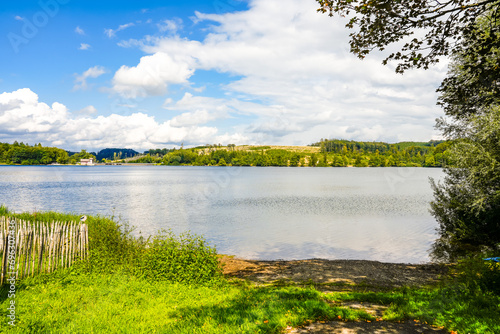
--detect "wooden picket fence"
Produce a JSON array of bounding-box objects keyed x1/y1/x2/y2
[{"x1": 0, "y1": 217, "x2": 88, "y2": 284}]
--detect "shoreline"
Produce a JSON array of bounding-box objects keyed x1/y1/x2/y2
[
  {"x1": 219, "y1": 256, "x2": 448, "y2": 290},
  {"x1": 1, "y1": 163, "x2": 444, "y2": 168}
]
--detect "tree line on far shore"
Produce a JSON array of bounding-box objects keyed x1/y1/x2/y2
[
  {"x1": 0, "y1": 139, "x2": 451, "y2": 167},
  {"x1": 0, "y1": 142, "x2": 147, "y2": 165},
  {"x1": 131, "y1": 139, "x2": 451, "y2": 167},
  {"x1": 0, "y1": 141, "x2": 95, "y2": 165}
]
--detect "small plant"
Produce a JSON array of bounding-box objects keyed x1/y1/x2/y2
[{"x1": 140, "y1": 229, "x2": 223, "y2": 284}]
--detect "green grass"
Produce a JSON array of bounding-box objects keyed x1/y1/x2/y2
[
  {"x1": 1, "y1": 207, "x2": 499, "y2": 333},
  {"x1": 0, "y1": 270, "x2": 374, "y2": 333}
]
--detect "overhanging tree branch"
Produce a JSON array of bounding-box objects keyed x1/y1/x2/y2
[{"x1": 317, "y1": 0, "x2": 500, "y2": 72}]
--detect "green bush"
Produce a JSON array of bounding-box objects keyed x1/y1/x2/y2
[
  {"x1": 140, "y1": 229, "x2": 222, "y2": 284},
  {"x1": 83, "y1": 215, "x2": 144, "y2": 274},
  {"x1": 453, "y1": 256, "x2": 500, "y2": 296}
]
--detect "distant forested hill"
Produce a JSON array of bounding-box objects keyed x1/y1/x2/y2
[
  {"x1": 96, "y1": 148, "x2": 139, "y2": 161},
  {"x1": 308, "y1": 139, "x2": 450, "y2": 167},
  {"x1": 310, "y1": 139, "x2": 446, "y2": 154}
]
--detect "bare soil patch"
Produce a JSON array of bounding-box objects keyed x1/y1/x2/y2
[
  {"x1": 219, "y1": 257, "x2": 447, "y2": 291},
  {"x1": 287, "y1": 320, "x2": 449, "y2": 333}
]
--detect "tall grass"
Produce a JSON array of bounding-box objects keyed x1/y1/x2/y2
[{"x1": 0, "y1": 206, "x2": 223, "y2": 284}]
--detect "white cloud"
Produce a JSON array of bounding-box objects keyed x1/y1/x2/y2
[
  {"x1": 75, "y1": 26, "x2": 85, "y2": 35},
  {"x1": 170, "y1": 109, "x2": 222, "y2": 127},
  {"x1": 77, "y1": 105, "x2": 97, "y2": 115},
  {"x1": 74, "y1": 66, "x2": 107, "y2": 91},
  {"x1": 111, "y1": 52, "x2": 194, "y2": 98},
  {"x1": 158, "y1": 18, "x2": 183, "y2": 33},
  {"x1": 104, "y1": 23, "x2": 135, "y2": 38},
  {"x1": 117, "y1": 103, "x2": 137, "y2": 109},
  {"x1": 79, "y1": 43, "x2": 91, "y2": 50},
  {"x1": 14, "y1": 15, "x2": 23, "y2": 21},
  {"x1": 0, "y1": 88, "x2": 218, "y2": 151},
  {"x1": 0, "y1": 88, "x2": 69, "y2": 135},
  {"x1": 117, "y1": 0, "x2": 446, "y2": 144}
]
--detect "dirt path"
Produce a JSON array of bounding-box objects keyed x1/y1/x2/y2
[{"x1": 219, "y1": 257, "x2": 451, "y2": 333}]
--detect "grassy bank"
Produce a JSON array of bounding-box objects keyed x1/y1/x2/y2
[{"x1": 1, "y1": 208, "x2": 499, "y2": 333}]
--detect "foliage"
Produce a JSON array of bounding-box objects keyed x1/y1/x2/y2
[
  {"x1": 95, "y1": 148, "x2": 139, "y2": 161},
  {"x1": 248, "y1": 146, "x2": 272, "y2": 150},
  {"x1": 67, "y1": 149, "x2": 96, "y2": 164},
  {"x1": 127, "y1": 154, "x2": 162, "y2": 163},
  {"x1": 451, "y1": 256, "x2": 500, "y2": 297},
  {"x1": 430, "y1": 107, "x2": 500, "y2": 260},
  {"x1": 0, "y1": 142, "x2": 69, "y2": 165},
  {"x1": 437, "y1": 12, "x2": 500, "y2": 121},
  {"x1": 429, "y1": 11, "x2": 500, "y2": 261},
  {"x1": 145, "y1": 147, "x2": 173, "y2": 156},
  {"x1": 313, "y1": 139, "x2": 450, "y2": 167},
  {"x1": 317, "y1": 0, "x2": 500, "y2": 73},
  {"x1": 153, "y1": 140, "x2": 449, "y2": 167},
  {"x1": 139, "y1": 230, "x2": 223, "y2": 284}
]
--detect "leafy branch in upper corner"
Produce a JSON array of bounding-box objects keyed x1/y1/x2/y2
[{"x1": 317, "y1": 0, "x2": 500, "y2": 73}]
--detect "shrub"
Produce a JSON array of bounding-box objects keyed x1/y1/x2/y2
[
  {"x1": 453, "y1": 256, "x2": 500, "y2": 296},
  {"x1": 140, "y1": 229, "x2": 222, "y2": 284}
]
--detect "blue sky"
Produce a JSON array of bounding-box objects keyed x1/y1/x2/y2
[{"x1": 0, "y1": 0, "x2": 447, "y2": 152}]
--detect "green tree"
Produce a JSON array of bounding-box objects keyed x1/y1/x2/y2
[
  {"x1": 289, "y1": 153, "x2": 300, "y2": 167},
  {"x1": 428, "y1": 14, "x2": 500, "y2": 260},
  {"x1": 430, "y1": 107, "x2": 500, "y2": 260},
  {"x1": 437, "y1": 13, "x2": 500, "y2": 122},
  {"x1": 331, "y1": 154, "x2": 343, "y2": 167},
  {"x1": 218, "y1": 158, "x2": 227, "y2": 166},
  {"x1": 308, "y1": 154, "x2": 318, "y2": 167}
]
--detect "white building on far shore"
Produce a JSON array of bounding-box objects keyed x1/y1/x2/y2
[{"x1": 80, "y1": 158, "x2": 94, "y2": 166}]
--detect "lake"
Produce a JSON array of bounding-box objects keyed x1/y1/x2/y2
[{"x1": 0, "y1": 166, "x2": 444, "y2": 263}]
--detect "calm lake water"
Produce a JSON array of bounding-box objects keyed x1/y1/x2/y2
[{"x1": 0, "y1": 166, "x2": 444, "y2": 263}]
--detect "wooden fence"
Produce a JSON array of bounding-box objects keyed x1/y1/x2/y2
[{"x1": 0, "y1": 217, "x2": 88, "y2": 284}]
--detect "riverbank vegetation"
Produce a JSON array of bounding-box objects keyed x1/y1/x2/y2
[
  {"x1": 129, "y1": 139, "x2": 450, "y2": 167},
  {"x1": 0, "y1": 139, "x2": 451, "y2": 167},
  {"x1": 428, "y1": 13, "x2": 500, "y2": 262},
  {"x1": 1, "y1": 208, "x2": 498, "y2": 333}
]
